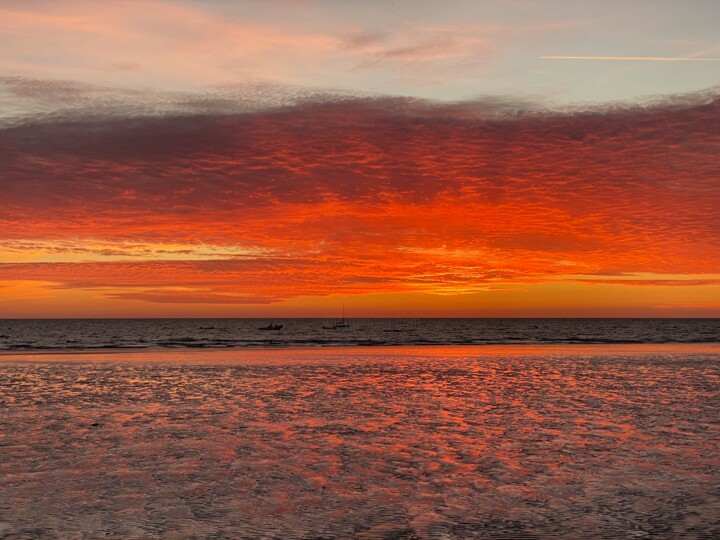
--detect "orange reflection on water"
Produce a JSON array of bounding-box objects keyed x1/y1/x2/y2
[{"x1": 0, "y1": 344, "x2": 718, "y2": 538}]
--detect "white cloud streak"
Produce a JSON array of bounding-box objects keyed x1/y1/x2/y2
[{"x1": 541, "y1": 56, "x2": 720, "y2": 62}]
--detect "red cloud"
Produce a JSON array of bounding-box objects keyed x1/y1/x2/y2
[{"x1": 1, "y1": 82, "x2": 719, "y2": 305}]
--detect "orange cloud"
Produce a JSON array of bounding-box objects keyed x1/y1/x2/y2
[{"x1": 1, "y1": 81, "x2": 719, "y2": 314}]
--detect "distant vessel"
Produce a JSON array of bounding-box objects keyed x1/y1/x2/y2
[
  {"x1": 259, "y1": 323, "x2": 283, "y2": 331},
  {"x1": 322, "y1": 305, "x2": 350, "y2": 330}
]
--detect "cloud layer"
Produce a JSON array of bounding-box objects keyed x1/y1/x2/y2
[
  {"x1": 1, "y1": 79, "x2": 719, "y2": 309},
  {"x1": 0, "y1": 1, "x2": 512, "y2": 99}
]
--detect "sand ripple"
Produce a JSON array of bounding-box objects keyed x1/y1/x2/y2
[{"x1": 1, "y1": 347, "x2": 718, "y2": 539}]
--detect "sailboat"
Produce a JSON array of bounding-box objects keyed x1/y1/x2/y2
[{"x1": 322, "y1": 305, "x2": 350, "y2": 329}]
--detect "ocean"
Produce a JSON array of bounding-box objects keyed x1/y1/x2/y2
[{"x1": 1, "y1": 318, "x2": 719, "y2": 351}]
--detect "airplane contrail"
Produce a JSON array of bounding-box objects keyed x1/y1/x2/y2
[{"x1": 541, "y1": 56, "x2": 720, "y2": 62}]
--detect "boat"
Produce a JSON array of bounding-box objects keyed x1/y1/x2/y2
[
  {"x1": 258, "y1": 323, "x2": 283, "y2": 331},
  {"x1": 322, "y1": 305, "x2": 350, "y2": 329}
]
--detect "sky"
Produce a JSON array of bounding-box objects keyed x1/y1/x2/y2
[{"x1": 0, "y1": 0, "x2": 719, "y2": 317}]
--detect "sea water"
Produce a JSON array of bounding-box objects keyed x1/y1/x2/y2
[{"x1": 0, "y1": 318, "x2": 718, "y2": 351}]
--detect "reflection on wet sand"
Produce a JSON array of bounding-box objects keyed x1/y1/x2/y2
[{"x1": 1, "y1": 346, "x2": 718, "y2": 539}]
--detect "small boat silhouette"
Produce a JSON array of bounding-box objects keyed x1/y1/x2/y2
[
  {"x1": 259, "y1": 324, "x2": 283, "y2": 331},
  {"x1": 322, "y1": 305, "x2": 350, "y2": 329}
]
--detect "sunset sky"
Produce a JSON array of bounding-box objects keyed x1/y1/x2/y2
[{"x1": 1, "y1": 0, "x2": 719, "y2": 317}]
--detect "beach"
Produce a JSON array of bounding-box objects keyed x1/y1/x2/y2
[{"x1": 1, "y1": 344, "x2": 719, "y2": 539}]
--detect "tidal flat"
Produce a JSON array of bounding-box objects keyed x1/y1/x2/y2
[{"x1": 1, "y1": 345, "x2": 719, "y2": 539}]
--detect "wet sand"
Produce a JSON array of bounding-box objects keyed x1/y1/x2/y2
[{"x1": 1, "y1": 345, "x2": 719, "y2": 539}]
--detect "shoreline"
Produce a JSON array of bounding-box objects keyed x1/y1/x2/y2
[{"x1": 2, "y1": 342, "x2": 720, "y2": 363}]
